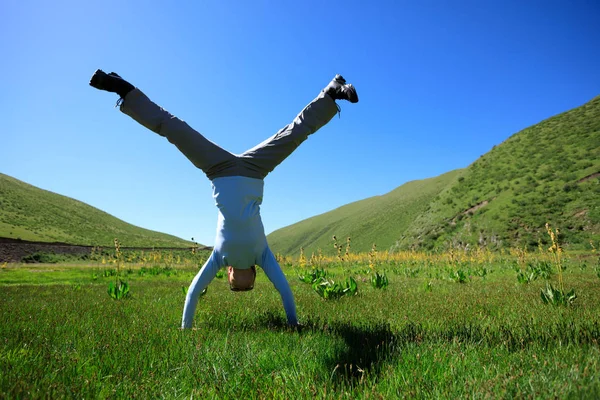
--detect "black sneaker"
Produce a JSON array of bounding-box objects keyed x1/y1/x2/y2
[
  {"x1": 323, "y1": 74, "x2": 359, "y2": 103},
  {"x1": 89, "y1": 69, "x2": 134, "y2": 97}
]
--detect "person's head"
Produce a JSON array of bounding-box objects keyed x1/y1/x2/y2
[{"x1": 227, "y1": 265, "x2": 256, "y2": 291}]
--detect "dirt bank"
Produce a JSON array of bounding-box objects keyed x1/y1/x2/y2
[{"x1": 0, "y1": 237, "x2": 212, "y2": 263}]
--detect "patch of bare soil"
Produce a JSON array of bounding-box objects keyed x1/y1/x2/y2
[
  {"x1": 463, "y1": 200, "x2": 489, "y2": 215},
  {"x1": 574, "y1": 209, "x2": 588, "y2": 218},
  {"x1": 449, "y1": 199, "x2": 493, "y2": 225},
  {"x1": 0, "y1": 237, "x2": 211, "y2": 263},
  {"x1": 577, "y1": 172, "x2": 600, "y2": 183}
]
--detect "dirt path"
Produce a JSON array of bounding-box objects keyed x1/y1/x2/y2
[
  {"x1": 0, "y1": 237, "x2": 211, "y2": 263},
  {"x1": 577, "y1": 171, "x2": 600, "y2": 183}
]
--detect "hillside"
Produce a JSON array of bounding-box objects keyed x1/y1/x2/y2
[
  {"x1": 0, "y1": 173, "x2": 196, "y2": 247},
  {"x1": 268, "y1": 96, "x2": 600, "y2": 255},
  {"x1": 267, "y1": 170, "x2": 461, "y2": 256},
  {"x1": 397, "y1": 95, "x2": 600, "y2": 251}
]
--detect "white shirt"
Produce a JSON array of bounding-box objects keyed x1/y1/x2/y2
[
  {"x1": 182, "y1": 176, "x2": 297, "y2": 326},
  {"x1": 212, "y1": 176, "x2": 269, "y2": 268}
]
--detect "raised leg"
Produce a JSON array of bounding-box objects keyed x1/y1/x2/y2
[
  {"x1": 120, "y1": 89, "x2": 238, "y2": 179},
  {"x1": 238, "y1": 92, "x2": 339, "y2": 179}
]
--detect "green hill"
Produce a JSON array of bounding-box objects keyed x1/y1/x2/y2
[
  {"x1": 268, "y1": 170, "x2": 462, "y2": 256},
  {"x1": 269, "y1": 96, "x2": 600, "y2": 255},
  {"x1": 0, "y1": 173, "x2": 196, "y2": 247}
]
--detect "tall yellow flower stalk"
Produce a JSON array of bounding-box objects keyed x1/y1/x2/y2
[
  {"x1": 510, "y1": 247, "x2": 528, "y2": 271},
  {"x1": 332, "y1": 236, "x2": 343, "y2": 261},
  {"x1": 298, "y1": 247, "x2": 306, "y2": 268},
  {"x1": 113, "y1": 238, "x2": 122, "y2": 271},
  {"x1": 344, "y1": 237, "x2": 352, "y2": 260},
  {"x1": 545, "y1": 223, "x2": 564, "y2": 292},
  {"x1": 368, "y1": 243, "x2": 378, "y2": 271}
]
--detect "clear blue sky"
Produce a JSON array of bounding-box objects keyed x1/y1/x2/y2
[{"x1": 1, "y1": 0, "x2": 599, "y2": 246}]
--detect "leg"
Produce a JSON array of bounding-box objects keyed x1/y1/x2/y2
[
  {"x1": 238, "y1": 92, "x2": 338, "y2": 179},
  {"x1": 238, "y1": 74, "x2": 358, "y2": 179},
  {"x1": 120, "y1": 89, "x2": 238, "y2": 179},
  {"x1": 89, "y1": 69, "x2": 237, "y2": 179},
  {"x1": 182, "y1": 251, "x2": 222, "y2": 328}
]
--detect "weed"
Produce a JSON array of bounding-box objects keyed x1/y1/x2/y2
[
  {"x1": 107, "y1": 238, "x2": 130, "y2": 300},
  {"x1": 370, "y1": 271, "x2": 389, "y2": 289},
  {"x1": 333, "y1": 235, "x2": 343, "y2": 261},
  {"x1": 313, "y1": 276, "x2": 358, "y2": 300},
  {"x1": 422, "y1": 280, "x2": 433, "y2": 292},
  {"x1": 473, "y1": 267, "x2": 488, "y2": 278},
  {"x1": 344, "y1": 237, "x2": 352, "y2": 260},
  {"x1": 298, "y1": 247, "x2": 306, "y2": 268},
  {"x1": 103, "y1": 268, "x2": 117, "y2": 277},
  {"x1": 541, "y1": 283, "x2": 577, "y2": 306},
  {"x1": 138, "y1": 265, "x2": 178, "y2": 277},
  {"x1": 517, "y1": 269, "x2": 536, "y2": 284},
  {"x1": 542, "y1": 223, "x2": 575, "y2": 306},
  {"x1": 107, "y1": 280, "x2": 129, "y2": 299},
  {"x1": 368, "y1": 243, "x2": 377, "y2": 271},
  {"x1": 299, "y1": 268, "x2": 328, "y2": 284},
  {"x1": 403, "y1": 267, "x2": 420, "y2": 278},
  {"x1": 450, "y1": 269, "x2": 469, "y2": 283}
]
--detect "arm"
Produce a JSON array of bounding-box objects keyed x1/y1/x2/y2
[
  {"x1": 181, "y1": 251, "x2": 221, "y2": 329},
  {"x1": 260, "y1": 247, "x2": 298, "y2": 325}
]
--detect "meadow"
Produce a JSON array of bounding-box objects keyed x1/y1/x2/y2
[{"x1": 1, "y1": 242, "x2": 600, "y2": 399}]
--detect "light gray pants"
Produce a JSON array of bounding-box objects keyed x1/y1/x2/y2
[{"x1": 120, "y1": 89, "x2": 339, "y2": 180}]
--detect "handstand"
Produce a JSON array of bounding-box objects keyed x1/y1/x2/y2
[{"x1": 89, "y1": 70, "x2": 359, "y2": 328}]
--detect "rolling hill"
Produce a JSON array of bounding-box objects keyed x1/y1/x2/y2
[
  {"x1": 268, "y1": 95, "x2": 600, "y2": 255},
  {"x1": 0, "y1": 173, "x2": 195, "y2": 247},
  {"x1": 267, "y1": 170, "x2": 462, "y2": 256}
]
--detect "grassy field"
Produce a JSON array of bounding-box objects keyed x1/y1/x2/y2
[{"x1": 1, "y1": 250, "x2": 599, "y2": 399}]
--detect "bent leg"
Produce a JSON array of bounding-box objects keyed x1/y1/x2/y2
[
  {"x1": 181, "y1": 251, "x2": 222, "y2": 328},
  {"x1": 239, "y1": 92, "x2": 338, "y2": 179},
  {"x1": 120, "y1": 89, "x2": 237, "y2": 179}
]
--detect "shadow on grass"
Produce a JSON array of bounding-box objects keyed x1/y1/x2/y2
[
  {"x1": 211, "y1": 311, "x2": 600, "y2": 386},
  {"x1": 255, "y1": 312, "x2": 399, "y2": 385}
]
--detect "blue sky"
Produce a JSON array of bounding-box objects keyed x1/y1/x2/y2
[{"x1": 1, "y1": 0, "x2": 599, "y2": 246}]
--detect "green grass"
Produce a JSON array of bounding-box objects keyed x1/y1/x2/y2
[
  {"x1": 0, "y1": 173, "x2": 196, "y2": 247},
  {"x1": 2, "y1": 258, "x2": 599, "y2": 398},
  {"x1": 269, "y1": 95, "x2": 600, "y2": 255}
]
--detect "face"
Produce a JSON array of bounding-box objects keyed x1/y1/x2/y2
[{"x1": 227, "y1": 266, "x2": 256, "y2": 291}]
